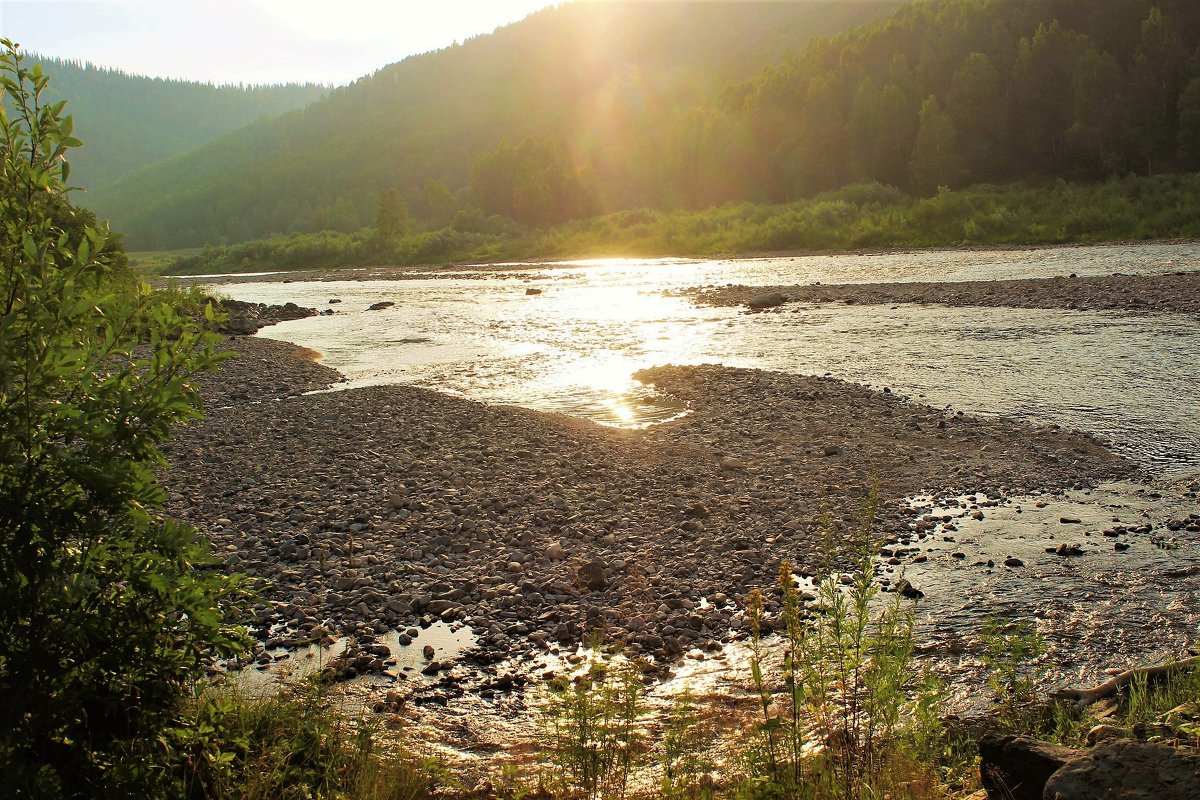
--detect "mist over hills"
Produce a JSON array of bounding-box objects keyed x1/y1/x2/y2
[{"x1": 27, "y1": 56, "x2": 325, "y2": 192}]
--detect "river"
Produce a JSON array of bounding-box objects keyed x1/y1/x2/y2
[{"x1": 211, "y1": 242, "x2": 1200, "y2": 475}]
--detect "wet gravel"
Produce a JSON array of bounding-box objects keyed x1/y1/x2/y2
[{"x1": 162, "y1": 336, "x2": 1131, "y2": 677}]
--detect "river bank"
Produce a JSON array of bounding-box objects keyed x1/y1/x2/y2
[{"x1": 685, "y1": 270, "x2": 1200, "y2": 316}]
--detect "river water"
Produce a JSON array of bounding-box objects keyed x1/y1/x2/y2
[{"x1": 213, "y1": 242, "x2": 1200, "y2": 474}]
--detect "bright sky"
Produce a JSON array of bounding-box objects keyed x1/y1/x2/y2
[{"x1": 0, "y1": 0, "x2": 561, "y2": 86}]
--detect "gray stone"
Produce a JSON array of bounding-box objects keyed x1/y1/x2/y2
[
  {"x1": 1044, "y1": 739, "x2": 1200, "y2": 800},
  {"x1": 979, "y1": 734, "x2": 1074, "y2": 800},
  {"x1": 223, "y1": 315, "x2": 260, "y2": 335}
]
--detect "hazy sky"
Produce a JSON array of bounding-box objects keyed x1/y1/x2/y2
[{"x1": 1, "y1": 0, "x2": 561, "y2": 86}]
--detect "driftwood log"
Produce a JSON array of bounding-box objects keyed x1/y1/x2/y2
[{"x1": 1052, "y1": 654, "x2": 1200, "y2": 706}]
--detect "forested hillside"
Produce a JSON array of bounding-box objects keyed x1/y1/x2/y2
[
  {"x1": 83, "y1": 1, "x2": 898, "y2": 248},
  {"x1": 697, "y1": 0, "x2": 1200, "y2": 203},
  {"x1": 30, "y1": 57, "x2": 325, "y2": 191},
  {"x1": 86, "y1": 0, "x2": 1200, "y2": 253}
]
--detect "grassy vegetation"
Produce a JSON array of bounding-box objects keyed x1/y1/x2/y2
[
  {"x1": 163, "y1": 175, "x2": 1200, "y2": 275},
  {"x1": 170, "y1": 682, "x2": 441, "y2": 800},
  {"x1": 127, "y1": 248, "x2": 202, "y2": 275}
]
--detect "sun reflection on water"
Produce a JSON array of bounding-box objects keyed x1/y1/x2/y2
[{"x1": 219, "y1": 243, "x2": 1200, "y2": 463}]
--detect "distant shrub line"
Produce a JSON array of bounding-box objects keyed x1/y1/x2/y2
[{"x1": 164, "y1": 175, "x2": 1200, "y2": 275}]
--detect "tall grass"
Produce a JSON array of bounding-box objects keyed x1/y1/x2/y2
[
  {"x1": 537, "y1": 650, "x2": 650, "y2": 800},
  {"x1": 742, "y1": 488, "x2": 948, "y2": 800},
  {"x1": 978, "y1": 619, "x2": 1047, "y2": 733}
]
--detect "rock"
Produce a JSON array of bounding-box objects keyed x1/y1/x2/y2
[
  {"x1": 222, "y1": 315, "x2": 260, "y2": 335},
  {"x1": 895, "y1": 578, "x2": 924, "y2": 600},
  {"x1": 367, "y1": 301, "x2": 395, "y2": 311},
  {"x1": 719, "y1": 455, "x2": 746, "y2": 471},
  {"x1": 525, "y1": 288, "x2": 542, "y2": 296},
  {"x1": 1055, "y1": 543, "x2": 1084, "y2": 557},
  {"x1": 427, "y1": 600, "x2": 459, "y2": 615},
  {"x1": 422, "y1": 644, "x2": 435, "y2": 660},
  {"x1": 978, "y1": 734, "x2": 1074, "y2": 800},
  {"x1": 747, "y1": 291, "x2": 787, "y2": 309},
  {"x1": 823, "y1": 445, "x2": 842, "y2": 457},
  {"x1": 546, "y1": 542, "x2": 566, "y2": 560},
  {"x1": 577, "y1": 560, "x2": 608, "y2": 591},
  {"x1": 1044, "y1": 739, "x2": 1200, "y2": 800},
  {"x1": 1085, "y1": 724, "x2": 1130, "y2": 746},
  {"x1": 1060, "y1": 516, "x2": 1083, "y2": 524},
  {"x1": 1004, "y1": 557, "x2": 1024, "y2": 568}
]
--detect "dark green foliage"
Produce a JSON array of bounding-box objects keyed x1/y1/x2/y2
[
  {"x1": 0, "y1": 42, "x2": 248, "y2": 797},
  {"x1": 375, "y1": 188, "x2": 410, "y2": 240},
  {"x1": 469, "y1": 138, "x2": 599, "y2": 227},
  {"x1": 26, "y1": 55, "x2": 324, "y2": 191},
  {"x1": 1178, "y1": 76, "x2": 1200, "y2": 168},
  {"x1": 909, "y1": 96, "x2": 965, "y2": 195}
]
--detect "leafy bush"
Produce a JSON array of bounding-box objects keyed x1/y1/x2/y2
[
  {"x1": 979, "y1": 618, "x2": 1047, "y2": 732},
  {"x1": 0, "y1": 41, "x2": 247, "y2": 797}
]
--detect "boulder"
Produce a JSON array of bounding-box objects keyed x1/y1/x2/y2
[
  {"x1": 979, "y1": 734, "x2": 1074, "y2": 800},
  {"x1": 367, "y1": 301, "x2": 395, "y2": 311},
  {"x1": 222, "y1": 315, "x2": 260, "y2": 335},
  {"x1": 980, "y1": 734, "x2": 1200, "y2": 800},
  {"x1": 1044, "y1": 739, "x2": 1200, "y2": 800}
]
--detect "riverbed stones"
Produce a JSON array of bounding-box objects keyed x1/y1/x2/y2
[
  {"x1": 164, "y1": 337, "x2": 1132, "y2": 680},
  {"x1": 690, "y1": 271, "x2": 1200, "y2": 318}
]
